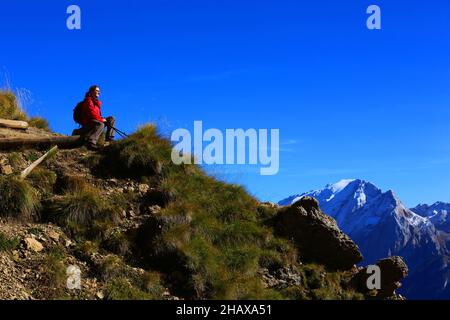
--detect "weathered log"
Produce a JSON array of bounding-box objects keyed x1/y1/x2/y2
[
  {"x1": 0, "y1": 118, "x2": 29, "y2": 130},
  {"x1": 0, "y1": 135, "x2": 83, "y2": 150},
  {"x1": 20, "y1": 146, "x2": 59, "y2": 180}
]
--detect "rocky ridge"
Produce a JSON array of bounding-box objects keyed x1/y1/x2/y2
[{"x1": 0, "y1": 126, "x2": 407, "y2": 300}]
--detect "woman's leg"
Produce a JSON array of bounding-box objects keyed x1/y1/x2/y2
[
  {"x1": 105, "y1": 116, "x2": 116, "y2": 141},
  {"x1": 86, "y1": 120, "x2": 105, "y2": 147}
]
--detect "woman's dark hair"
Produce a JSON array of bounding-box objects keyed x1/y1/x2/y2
[
  {"x1": 86, "y1": 85, "x2": 100, "y2": 98},
  {"x1": 88, "y1": 85, "x2": 99, "y2": 93}
]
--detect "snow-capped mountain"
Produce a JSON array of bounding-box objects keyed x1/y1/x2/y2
[
  {"x1": 279, "y1": 179, "x2": 450, "y2": 299},
  {"x1": 411, "y1": 202, "x2": 450, "y2": 233},
  {"x1": 279, "y1": 179, "x2": 432, "y2": 239}
]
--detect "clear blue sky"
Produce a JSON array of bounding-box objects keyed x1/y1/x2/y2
[{"x1": 1, "y1": 0, "x2": 449, "y2": 207}]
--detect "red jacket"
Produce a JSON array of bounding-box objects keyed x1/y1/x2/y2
[{"x1": 80, "y1": 95, "x2": 103, "y2": 126}]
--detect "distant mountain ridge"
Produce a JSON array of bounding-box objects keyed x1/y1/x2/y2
[
  {"x1": 279, "y1": 179, "x2": 450, "y2": 299},
  {"x1": 411, "y1": 202, "x2": 450, "y2": 233}
]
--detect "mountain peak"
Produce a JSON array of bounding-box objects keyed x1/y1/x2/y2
[
  {"x1": 279, "y1": 179, "x2": 430, "y2": 236},
  {"x1": 326, "y1": 179, "x2": 357, "y2": 193},
  {"x1": 384, "y1": 189, "x2": 400, "y2": 202}
]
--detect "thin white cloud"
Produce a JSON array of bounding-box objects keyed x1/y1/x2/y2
[{"x1": 281, "y1": 139, "x2": 299, "y2": 146}]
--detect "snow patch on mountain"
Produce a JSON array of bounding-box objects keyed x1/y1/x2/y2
[
  {"x1": 329, "y1": 179, "x2": 356, "y2": 193},
  {"x1": 411, "y1": 202, "x2": 450, "y2": 233}
]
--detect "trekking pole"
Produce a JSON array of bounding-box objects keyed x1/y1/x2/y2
[
  {"x1": 112, "y1": 130, "x2": 126, "y2": 139},
  {"x1": 114, "y1": 127, "x2": 129, "y2": 138},
  {"x1": 106, "y1": 123, "x2": 129, "y2": 138}
]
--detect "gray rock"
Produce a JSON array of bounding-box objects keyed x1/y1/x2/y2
[{"x1": 271, "y1": 197, "x2": 363, "y2": 270}]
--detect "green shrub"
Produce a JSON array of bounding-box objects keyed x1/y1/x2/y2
[
  {"x1": 29, "y1": 117, "x2": 50, "y2": 131},
  {"x1": 0, "y1": 176, "x2": 40, "y2": 221}
]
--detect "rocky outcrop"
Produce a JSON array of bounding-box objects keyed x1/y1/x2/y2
[
  {"x1": 349, "y1": 256, "x2": 408, "y2": 299},
  {"x1": 271, "y1": 197, "x2": 363, "y2": 270}
]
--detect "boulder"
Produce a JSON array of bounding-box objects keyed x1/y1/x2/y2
[
  {"x1": 349, "y1": 256, "x2": 408, "y2": 298},
  {"x1": 23, "y1": 238, "x2": 44, "y2": 252},
  {"x1": 376, "y1": 256, "x2": 408, "y2": 298},
  {"x1": 271, "y1": 197, "x2": 363, "y2": 270}
]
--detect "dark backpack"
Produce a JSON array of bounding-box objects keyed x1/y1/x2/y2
[{"x1": 73, "y1": 101, "x2": 84, "y2": 125}]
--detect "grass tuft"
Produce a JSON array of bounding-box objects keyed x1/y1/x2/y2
[
  {"x1": 104, "y1": 277, "x2": 156, "y2": 300},
  {"x1": 0, "y1": 176, "x2": 40, "y2": 221},
  {"x1": 95, "y1": 124, "x2": 174, "y2": 179},
  {"x1": 99, "y1": 255, "x2": 165, "y2": 300},
  {"x1": 0, "y1": 90, "x2": 28, "y2": 121},
  {"x1": 48, "y1": 186, "x2": 106, "y2": 226},
  {"x1": 55, "y1": 175, "x2": 89, "y2": 194},
  {"x1": 0, "y1": 232, "x2": 20, "y2": 252},
  {"x1": 27, "y1": 168, "x2": 57, "y2": 194},
  {"x1": 37, "y1": 247, "x2": 68, "y2": 299},
  {"x1": 29, "y1": 117, "x2": 51, "y2": 131},
  {"x1": 44, "y1": 184, "x2": 119, "y2": 240},
  {"x1": 7, "y1": 152, "x2": 25, "y2": 169}
]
